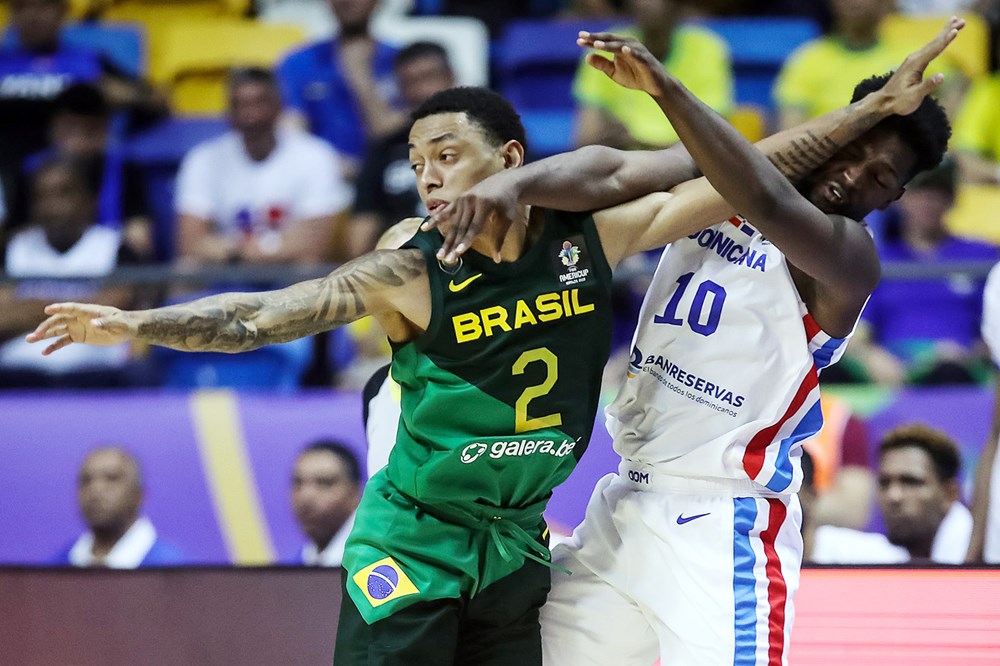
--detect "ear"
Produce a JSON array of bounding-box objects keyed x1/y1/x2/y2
[
  {"x1": 878, "y1": 186, "x2": 905, "y2": 210},
  {"x1": 501, "y1": 140, "x2": 525, "y2": 169}
]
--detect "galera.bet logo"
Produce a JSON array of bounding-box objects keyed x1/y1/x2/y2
[{"x1": 461, "y1": 442, "x2": 488, "y2": 464}]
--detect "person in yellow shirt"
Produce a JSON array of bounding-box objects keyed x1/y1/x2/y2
[
  {"x1": 953, "y1": 33, "x2": 1000, "y2": 184},
  {"x1": 775, "y1": 0, "x2": 915, "y2": 130},
  {"x1": 572, "y1": 0, "x2": 733, "y2": 149}
]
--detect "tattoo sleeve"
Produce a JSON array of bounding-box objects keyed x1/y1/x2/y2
[{"x1": 134, "y1": 250, "x2": 425, "y2": 352}]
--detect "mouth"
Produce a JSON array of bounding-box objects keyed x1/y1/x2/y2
[
  {"x1": 426, "y1": 199, "x2": 448, "y2": 215},
  {"x1": 823, "y1": 182, "x2": 846, "y2": 206}
]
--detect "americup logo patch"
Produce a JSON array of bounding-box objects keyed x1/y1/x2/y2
[
  {"x1": 352, "y1": 557, "x2": 420, "y2": 608},
  {"x1": 551, "y1": 235, "x2": 592, "y2": 286}
]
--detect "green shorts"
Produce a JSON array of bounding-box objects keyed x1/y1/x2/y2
[{"x1": 334, "y1": 557, "x2": 551, "y2": 666}]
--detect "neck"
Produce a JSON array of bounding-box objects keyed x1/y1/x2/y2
[
  {"x1": 469, "y1": 205, "x2": 532, "y2": 262},
  {"x1": 91, "y1": 519, "x2": 136, "y2": 558},
  {"x1": 242, "y1": 131, "x2": 277, "y2": 162},
  {"x1": 311, "y1": 534, "x2": 335, "y2": 553},
  {"x1": 837, "y1": 22, "x2": 880, "y2": 50},
  {"x1": 46, "y1": 228, "x2": 85, "y2": 253}
]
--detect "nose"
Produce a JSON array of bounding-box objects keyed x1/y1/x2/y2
[{"x1": 420, "y1": 161, "x2": 442, "y2": 193}]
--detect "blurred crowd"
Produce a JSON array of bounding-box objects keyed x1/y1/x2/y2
[{"x1": 3, "y1": 0, "x2": 1000, "y2": 566}]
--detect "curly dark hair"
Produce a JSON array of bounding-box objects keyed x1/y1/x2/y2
[
  {"x1": 411, "y1": 86, "x2": 527, "y2": 152},
  {"x1": 879, "y1": 423, "x2": 961, "y2": 483},
  {"x1": 851, "y1": 72, "x2": 951, "y2": 177}
]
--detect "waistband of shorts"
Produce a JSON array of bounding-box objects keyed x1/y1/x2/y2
[{"x1": 617, "y1": 460, "x2": 787, "y2": 497}]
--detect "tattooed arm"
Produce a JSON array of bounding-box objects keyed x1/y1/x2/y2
[{"x1": 25, "y1": 249, "x2": 428, "y2": 356}]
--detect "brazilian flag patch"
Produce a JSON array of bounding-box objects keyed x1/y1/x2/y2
[{"x1": 351, "y1": 557, "x2": 420, "y2": 608}]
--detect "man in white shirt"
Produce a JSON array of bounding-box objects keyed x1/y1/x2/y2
[
  {"x1": 174, "y1": 67, "x2": 353, "y2": 266},
  {"x1": 291, "y1": 441, "x2": 361, "y2": 567},
  {"x1": 808, "y1": 424, "x2": 971, "y2": 564},
  {"x1": 53, "y1": 447, "x2": 186, "y2": 568}
]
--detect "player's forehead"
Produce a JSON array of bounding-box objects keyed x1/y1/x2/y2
[
  {"x1": 879, "y1": 446, "x2": 936, "y2": 480},
  {"x1": 408, "y1": 112, "x2": 490, "y2": 152},
  {"x1": 846, "y1": 131, "x2": 916, "y2": 174},
  {"x1": 295, "y1": 450, "x2": 346, "y2": 475}
]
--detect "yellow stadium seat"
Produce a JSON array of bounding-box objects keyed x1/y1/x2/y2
[
  {"x1": 881, "y1": 13, "x2": 990, "y2": 79},
  {"x1": 0, "y1": 4, "x2": 8, "y2": 28},
  {"x1": 946, "y1": 184, "x2": 1000, "y2": 245},
  {"x1": 153, "y1": 19, "x2": 305, "y2": 115},
  {"x1": 728, "y1": 105, "x2": 767, "y2": 144}
]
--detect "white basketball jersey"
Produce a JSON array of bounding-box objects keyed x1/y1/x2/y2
[{"x1": 606, "y1": 217, "x2": 854, "y2": 494}]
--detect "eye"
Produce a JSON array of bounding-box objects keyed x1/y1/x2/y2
[
  {"x1": 410, "y1": 162, "x2": 423, "y2": 172},
  {"x1": 440, "y1": 152, "x2": 456, "y2": 162}
]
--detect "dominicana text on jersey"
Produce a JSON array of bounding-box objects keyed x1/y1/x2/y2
[{"x1": 606, "y1": 215, "x2": 853, "y2": 494}]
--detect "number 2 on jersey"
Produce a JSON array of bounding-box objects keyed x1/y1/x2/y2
[
  {"x1": 512, "y1": 347, "x2": 562, "y2": 433},
  {"x1": 654, "y1": 272, "x2": 727, "y2": 336}
]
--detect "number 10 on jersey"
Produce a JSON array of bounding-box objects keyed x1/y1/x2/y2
[{"x1": 654, "y1": 272, "x2": 727, "y2": 337}]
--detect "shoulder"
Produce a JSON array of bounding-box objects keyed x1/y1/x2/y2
[
  {"x1": 184, "y1": 132, "x2": 236, "y2": 165},
  {"x1": 812, "y1": 525, "x2": 906, "y2": 564},
  {"x1": 281, "y1": 39, "x2": 332, "y2": 68},
  {"x1": 281, "y1": 128, "x2": 340, "y2": 160}
]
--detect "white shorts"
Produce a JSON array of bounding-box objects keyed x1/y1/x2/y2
[{"x1": 541, "y1": 470, "x2": 803, "y2": 666}]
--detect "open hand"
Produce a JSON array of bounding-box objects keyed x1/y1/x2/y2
[
  {"x1": 880, "y1": 16, "x2": 965, "y2": 116},
  {"x1": 25, "y1": 303, "x2": 137, "y2": 356},
  {"x1": 576, "y1": 31, "x2": 670, "y2": 97},
  {"x1": 421, "y1": 175, "x2": 522, "y2": 264}
]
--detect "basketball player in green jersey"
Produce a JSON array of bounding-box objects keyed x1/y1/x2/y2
[{"x1": 25, "y1": 51, "x2": 950, "y2": 662}]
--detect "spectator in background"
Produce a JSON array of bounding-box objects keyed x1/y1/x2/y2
[
  {"x1": 968, "y1": 260, "x2": 1000, "y2": 562},
  {"x1": 8, "y1": 83, "x2": 153, "y2": 259},
  {"x1": 278, "y1": 0, "x2": 403, "y2": 173},
  {"x1": 175, "y1": 67, "x2": 351, "y2": 266},
  {"x1": 0, "y1": 157, "x2": 142, "y2": 388},
  {"x1": 0, "y1": 0, "x2": 165, "y2": 210},
  {"x1": 808, "y1": 424, "x2": 972, "y2": 564},
  {"x1": 850, "y1": 161, "x2": 998, "y2": 385},
  {"x1": 349, "y1": 41, "x2": 455, "y2": 259},
  {"x1": 572, "y1": 0, "x2": 733, "y2": 149},
  {"x1": 775, "y1": 0, "x2": 914, "y2": 130},
  {"x1": 53, "y1": 447, "x2": 186, "y2": 568},
  {"x1": 290, "y1": 441, "x2": 361, "y2": 567},
  {"x1": 953, "y1": 23, "x2": 1000, "y2": 185}
]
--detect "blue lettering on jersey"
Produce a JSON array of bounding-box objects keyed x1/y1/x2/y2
[
  {"x1": 689, "y1": 228, "x2": 767, "y2": 273},
  {"x1": 643, "y1": 354, "x2": 746, "y2": 408}
]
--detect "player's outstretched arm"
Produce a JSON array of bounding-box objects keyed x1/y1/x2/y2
[
  {"x1": 25, "y1": 250, "x2": 426, "y2": 356},
  {"x1": 582, "y1": 19, "x2": 961, "y2": 312}
]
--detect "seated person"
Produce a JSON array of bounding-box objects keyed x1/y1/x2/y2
[
  {"x1": 851, "y1": 161, "x2": 999, "y2": 385},
  {"x1": 277, "y1": 0, "x2": 403, "y2": 171},
  {"x1": 573, "y1": 0, "x2": 733, "y2": 149},
  {"x1": 0, "y1": 157, "x2": 143, "y2": 388},
  {"x1": 9, "y1": 83, "x2": 153, "y2": 259},
  {"x1": 807, "y1": 424, "x2": 972, "y2": 564},
  {"x1": 290, "y1": 440, "x2": 362, "y2": 567},
  {"x1": 175, "y1": 67, "x2": 352, "y2": 266},
  {"x1": 54, "y1": 447, "x2": 186, "y2": 568},
  {"x1": 775, "y1": 0, "x2": 918, "y2": 129},
  {"x1": 953, "y1": 28, "x2": 1000, "y2": 185},
  {"x1": 0, "y1": 0, "x2": 165, "y2": 197},
  {"x1": 350, "y1": 41, "x2": 455, "y2": 259}
]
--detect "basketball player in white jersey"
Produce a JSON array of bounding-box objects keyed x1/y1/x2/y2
[{"x1": 427, "y1": 19, "x2": 963, "y2": 666}]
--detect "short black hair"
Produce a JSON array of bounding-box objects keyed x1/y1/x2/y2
[
  {"x1": 879, "y1": 423, "x2": 961, "y2": 483},
  {"x1": 300, "y1": 440, "x2": 361, "y2": 484},
  {"x1": 227, "y1": 66, "x2": 279, "y2": 92},
  {"x1": 851, "y1": 72, "x2": 951, "y2": 177},
  {"x1": 53, "y1": 83, "x2": 109, "y2": 119},
  {"x1": 411, "y1": 86, "x2": 527, "y2": 152},
  {"x1": 395, "y1": 41, "x2": 451, "y2": 70}
]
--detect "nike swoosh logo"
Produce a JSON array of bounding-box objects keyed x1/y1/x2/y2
[
  {"x1": 676, "y1": 513, "x2": 710, "y2": 525},
  {"x1": 448, "y1": 273, "x2": 483, "y2": 293}
]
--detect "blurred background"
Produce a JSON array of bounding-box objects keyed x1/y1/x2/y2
[{"x1": 2, "y1": 0, "x2": 1000, "y2": 663}]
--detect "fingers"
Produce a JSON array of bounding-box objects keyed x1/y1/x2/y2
[
  {"x1": 578, "y1": 31, "x2": 636, "y2": 53},
  {"x1": 585, "y1": 52, "x2": 616, "y2": 77},
  {"x1": 918, "y1": 72, "x2": 946, "y2": 96},
  {"x1": 443, "y1": 205, "x2": 489, "y2": 264},
  {"x1": 43, "y1": 335, "x2": 74, "y2": 356},
  {"x1": 42, "y1": 302, "x2": 99, "y2": 317},
  {"x1": 26, "y1": 313, "x2": 75, "y2": 342},
  {"x1": 910, "y1": 16, "x2": 965, "y2": 68}
]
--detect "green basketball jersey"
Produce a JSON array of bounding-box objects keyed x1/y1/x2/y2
[
  {"x1": 344, "y1": 208, "x2": 613, "y2": 624},
  {"x1": 389, "y1": 208, "x2": 613, "y2": 512}
]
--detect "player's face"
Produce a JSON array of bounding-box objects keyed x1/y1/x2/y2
[
  {"x1": 799, "y1": 130, "x2": 917, "y2": 220},
  {"x1": 628, "y1": 0, "x2": 678, "y2": 30},
  {"x1": 292, "y1": 451, "x2": 359, "y2": 545},
  {"x1": 877, "y1": 446, "x2": 954, "y2": 549},
  {"x1": 78, "y1": 450, "x2": 142, "y2": 532},
  {"x1": 228, "y1": 81, "x2": 281, "y2": 137},
  {"x1": 831, "y1": 0, "x2": 893, "y2": 31},
  {"x1": 328, "y1": 0, "x2": 378, "y2": 33},
  {"x1": 51, "y1": 112, "x2": 109, "y2": 158},
  {"x1": 396, "y1": 56, "x2": 454, "y2": 111},
  {"x1": 897, "y1": 185, "x2": 952, "y2": 237},
  {"x1": 12, "y1": 0, "x2": 65, "y2": 50},
  {"x1": 408, "y1": 112, "x2": 521, "y2": 218}
]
